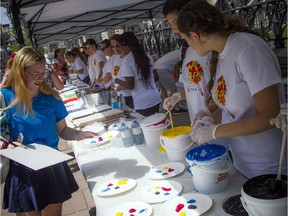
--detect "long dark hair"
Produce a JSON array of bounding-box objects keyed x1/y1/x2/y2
[
  {"x1": 119, "y1": 32, "x2": 151, "y2": 87},
  {"x1": 177, "y1": 0, "x2": 258, "y2": 102}
]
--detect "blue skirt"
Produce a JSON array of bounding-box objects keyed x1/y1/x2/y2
[{"x1": 2, "y1": 160, "x2": 79, "y2": 213}]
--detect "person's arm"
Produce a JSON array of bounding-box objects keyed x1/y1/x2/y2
[
  {"x1": 215, "y1": 84, "x2": 280, "y2": 138},
  {"x1": 72, "y1": 68, "x2": 84, "y2": 75},
  {"x1": 51, "y1": 70, "x2": 64, "y2": 90},
  {"x1": 99, "y1": 73, "x2": 112, "y2": 86},
  {"x1": 0, "y1": 69, "x2": 10, "y2": 88},
  {"x1": 0, "y1": 75, "x2": 8, "y2": 89},
  {"x1": 98, "y1": 61, "x2": 104, "y2": 79},
  {"x1": 56, "y1": 119, "x2": 98, "y2": 141},
  {"x1": 115, "y1": 77, "x2": 134, "y2": 90}
]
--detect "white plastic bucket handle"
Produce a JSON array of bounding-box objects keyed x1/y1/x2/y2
[{"x1": 161, "y1": 141, "x2": 195, "y2": 153}]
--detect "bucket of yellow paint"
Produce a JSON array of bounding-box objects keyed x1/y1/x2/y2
[{"x1": 160, "y1": 126, "x2": 192, "y2": 151}]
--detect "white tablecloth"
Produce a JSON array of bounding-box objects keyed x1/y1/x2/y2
[{"x1": 70, "y1": 140, "x2": 248, "y2": 216}]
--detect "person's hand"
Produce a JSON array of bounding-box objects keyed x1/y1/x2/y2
[
  {"x1": 191, "y1": 106, "x2": 211, "y2": 127},
  {"x1": 163, "y1": 92, "x2": 181, "y2": 111},
  {"x1": 76, "y1": 130, "x2": 98, "y2": 141},
  {"x1": 270, "y1": 103, "x2": 287, "y2": 132},
  {"x1": 190, "y1": 120, "x2": 219, "y2": 144}
]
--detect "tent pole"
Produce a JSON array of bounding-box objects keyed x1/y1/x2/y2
[
  {"x1": 149, "y1": 11, "x2": 161, "y2": 58},
  {"x1": 11, "y1": 0, "x2": 25, "y2": 46}
]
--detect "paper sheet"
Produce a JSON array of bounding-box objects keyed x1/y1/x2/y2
[{"x1": 0, "y1": 144, "x2": 73, "y2": 170}]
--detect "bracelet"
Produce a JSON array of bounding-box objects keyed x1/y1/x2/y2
[{"x1": 2, "y1": 140, "x2": 9, "y2": 149}]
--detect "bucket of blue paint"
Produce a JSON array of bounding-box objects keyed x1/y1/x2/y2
[
  {"x1": 186, "y1": 144, "x2": 228, "y2": 170},
  {"x1": 186, "y1": 144, "x2": 229, "y2": 193}
]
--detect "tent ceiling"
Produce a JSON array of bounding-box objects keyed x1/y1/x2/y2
[{"x1": 5, "y1": 0, "x2": 166, "y2": 46}]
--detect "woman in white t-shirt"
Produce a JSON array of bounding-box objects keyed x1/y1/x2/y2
[
  {"x1": 115, "y1": 32, "x2": 161, "y2": 116},
  {"x1": 178, "y1": 1, "x2": 286, "y2": 178},
  {"x1": 65, "y1": 50, "x2": 90, "y2": 84},
  {"x1": 97, "y1": 34, "x2": 134, "y2": 109}
]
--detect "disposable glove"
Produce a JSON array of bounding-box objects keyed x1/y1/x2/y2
[
  {"x1": 190, "y1": 120, "x2": 219, "y2": 144},
  {"x1": 270, "y1": 103, "x2": 287, "y2": 132},
  {"x1": 191, "y1": 106, "x2": 212, "y2": 127},
  {"x1": 163, "y1": 92, "x2": 181, "y2": 111}
]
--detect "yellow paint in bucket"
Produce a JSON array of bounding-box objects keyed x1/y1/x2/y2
[{"x1": 161, "y1": 126, "x2": 192, "y2": 138}]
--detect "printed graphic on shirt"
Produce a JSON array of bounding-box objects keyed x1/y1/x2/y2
[
  {"x1": 185, "y1": 61, "x2": 204, "y2": 96},
  {"x1": 93, "y1": 58, "x2": 97, "y2": 67},
  {"x1": 113, "y1": 66, "x2": 120, "y2": 76},
  {"x1": 214, "y1": 75, "x2": 235, "y2": 119}
]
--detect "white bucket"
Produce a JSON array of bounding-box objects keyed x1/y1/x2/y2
[
  {"x1": 186, "y1": 144, "x2": 228, "y2": 171},
  {"x1": 190, "y1": 165, "x2": 229, "y2": 194},
  {"x1": 240, "y1": 174, "x2": 287, "y2": 216},
  {"x1": 160, "y1": 126, "x2": 192, "y2": 150},
  {"x1": 140, "y1": 120, "x2": 170, "y2": 149},
  {"x1": 161, "y1": 141, "x2": 195, "y2": 162}
]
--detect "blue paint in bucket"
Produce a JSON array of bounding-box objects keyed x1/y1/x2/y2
[{"x1": 186, "y1": 144, "x2": 228, "y2": 166}]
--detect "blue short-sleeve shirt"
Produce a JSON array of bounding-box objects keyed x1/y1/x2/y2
[{"x1": 1, "y1": 88, "x2": 68, "y2": 149}]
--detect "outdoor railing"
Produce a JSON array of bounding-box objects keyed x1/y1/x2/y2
[{"x1": 124, "y1": 0, "x2": 287, "y2": 57}]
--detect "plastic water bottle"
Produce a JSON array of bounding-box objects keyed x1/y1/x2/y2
[
  {"x1": 119, "y1": 94, "x2": 126, "y2": 110},
  {"x1": 119, "y1": 121, "x2": 133, "y2": 147},
  {"x1": 111, "y1": 90, "x2": 119, "y2": 109},
  {"x1": 131, "y1": 120, "x2": 145, "y2": 145}
]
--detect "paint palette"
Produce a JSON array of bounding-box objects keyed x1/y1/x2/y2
[
  {"x1": 161, "y1": 193, "x2": 213, "y2": 216},
  {"x1": 95, "y1": 178, "x2": 136, "y2": 196},
  {"x1": 139, "y1": 180, "x2": 182, "y2": 203},
  {"x1": 145, "y1": 162, "x2": 186, "y2": 179},
  {"x1": 105, "y1": 201, "x2": 153, "y2": 216},
  {"x1": 80, "y1": 130, "x2": 119, "y2": 148}
]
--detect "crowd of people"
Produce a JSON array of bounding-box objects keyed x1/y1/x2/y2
[{"x1": 0, "y1": 0, "x2": 286, "y2": 215}]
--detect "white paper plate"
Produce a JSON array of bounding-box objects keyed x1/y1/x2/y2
[
  {"x1": 80, "y1": 131, "x2": 119, "y2": 148},
  {"x1": 161, "y1": 193, "x2": 213, "y2": 216},
  {"x1": 145, "y1": 162, "x2": 186, "y2": 179},
  {"x1": 95, "y1": 178, "x2": 136, "y2": 196},
  {"x1": 105, "y1": 201, "x2": 153, "y2": 216},
  {"x1": 139, "y1": 180, "x2": 182, "y2": 203}
]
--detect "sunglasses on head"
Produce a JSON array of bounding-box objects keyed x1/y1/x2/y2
[{"x1": 111, "y1": 45, "x2": 121, "y2": 49}]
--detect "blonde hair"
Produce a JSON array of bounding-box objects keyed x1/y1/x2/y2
[{"x1": 2, "y1": 46, "x2": 61, "y2": 117}]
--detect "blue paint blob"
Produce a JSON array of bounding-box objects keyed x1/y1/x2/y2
[
  {"x1": 163, "y1": 192, "x2": 170, "y2": 196},
  {"x1": 139, "y1": 208, "x2": 147, "y2": 213},
  {"x1": 187, "y1": 199, "x2": 196, "y2": 204},
  {"x1": 101, "y1": 188, "x2": 111, "y2": 192},
  {"x1": 90, "y1": 141, "x2": 97, "y2": 144},
  {"x1": 186, "y1": 144, "x2": 227, "y2": 163}
]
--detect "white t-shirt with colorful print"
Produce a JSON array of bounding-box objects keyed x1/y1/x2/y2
[
  {"x1": 112, "y1": 54, "x2": 131, "y2": 97},
  {"x1": 211, "y1": 32, "x2": 286, "y2": 178},
  {"x1": 181, "y1": 47, "x2": 211, "y2": 121}
]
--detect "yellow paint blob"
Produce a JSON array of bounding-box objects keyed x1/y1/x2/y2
[
  {"x1": 117, "y1": 180, "x2": 128, "y2": 185},
  {"x1": 154, "y1": 186, "x2": 161, "y2": 189},
  {"x1": 161, "y1": 126, "x2": 192, "y2": 138},
  {"x1": 179, "y1": 212, "x2": 186, "y2": 216},
  {"x1": 115, "y1": 212, "x2": 123, "y2": 216}
]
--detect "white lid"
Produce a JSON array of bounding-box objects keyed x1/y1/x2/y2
[{"x1": 140, "y1": 113, "x2": 167, "y2": 127}]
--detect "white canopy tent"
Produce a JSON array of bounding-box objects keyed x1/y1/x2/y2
[{"x1": 3, "y1": 0, "x2": 165, "y2": 46}]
